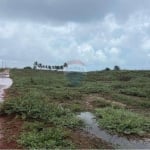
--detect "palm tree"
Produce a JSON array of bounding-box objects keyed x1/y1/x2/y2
[
  {"x1": 42, "y1": 65, "x2": 45, "y2": 69},
  {"x1": 38, "y1": 63, "x2": 42, "y2": 69},
  {"x1": 52, "y1": 66, "x2": 55, "y2": 70},
  {"x1": 48, "y1": 66, "x2": 51, "y2": 70},
  {"x1": 60, "y1": 65, "x2": 64, "y2": 71},
  {"x1": 55, "y1": 66, "x2": 58, "y2": 71},
  {"x1": 33, "y1": 61, "x2": 38, "y2": 69}
]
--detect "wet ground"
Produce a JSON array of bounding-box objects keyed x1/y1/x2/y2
[
  {"x1": 69, "y1": 129, "x2": 113, "y2": 149},
  {"x1": 0, "y1": 71, "x2": 18, "y2": 149},
  {"x1": 78, "y1": 112, "x2": 150, "y2": 149},
  {"x1": 0, "y1": 70, "x2": 13, "y2": 102}
]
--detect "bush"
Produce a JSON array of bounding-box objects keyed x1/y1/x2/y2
[
  {"x1": 24, "y1": 66, "x2": 32, "y2": 70},
  {"x1": 1, "y1": 96, "x2": 81, "y2": 127},
  {"x1": 18, "y1": 122, "x2": 74, "y2": 149},
  {"x1": 95, "y1": 107, "x2": 150, "y2": 136},
  {"x1": 120, "y1": 88, "x2": 148, "y2": 98}
]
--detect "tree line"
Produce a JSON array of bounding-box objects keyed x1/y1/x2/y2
[{"x1": 33, "y1": 61, "x2": 68, "y2": 71}]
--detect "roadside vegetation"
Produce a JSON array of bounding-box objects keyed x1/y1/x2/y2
[{"x1": 0, "y1": 69, "x2": 150, "y2": 148}]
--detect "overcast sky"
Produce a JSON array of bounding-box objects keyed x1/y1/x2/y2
[{"x1": 0, "y1": 0, "x2": 150, "y2": 70}]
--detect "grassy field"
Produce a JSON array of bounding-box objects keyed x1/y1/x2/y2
[{"x1": 0, "y1": 69, "x2": 150, "y2": 148}]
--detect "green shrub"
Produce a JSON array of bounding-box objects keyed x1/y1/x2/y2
[
  {"x1": 18, "y1": 122, "x2": 74, "y2": 149},
  {"x1": 95, "y1": 107, "x2": 150, "y2": 136},
  {"x1": 120, "y1": 88, "x2": 148, "y2": 98},
  {"x1": 1, "y1": 96, "x2": 80, "y2": 127}
]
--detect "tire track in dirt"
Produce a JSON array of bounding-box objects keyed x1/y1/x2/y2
[{"x1": 84, "y1": 94, "x2": 126, "y2": 110}]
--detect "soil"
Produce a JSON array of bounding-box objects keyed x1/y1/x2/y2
[
  {"x1": 84, "y1": 94, "x2": 126, "y2": 110},
  {"x1": 69, "y1": 129, "x2": 114, "y2": 149},
  {"x1": 0, "y1": 115, "x2": 23, "y2": 149},
  {"x1": 0, "y1": 115, "x2": 114, "y2": 149},
  {"x1": 0, "y1": 70, "x2": 22, "y2": 149}
]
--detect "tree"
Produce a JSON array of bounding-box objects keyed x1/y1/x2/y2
[
  {"x1": 105, "y1": 67, "x2": 111, "y2": 71},
  {"x1": 60, "y1": 65, "x2": 64, "y2": 70},
  {"x1": 42, "y1": 65, "x2": 45, "y2": 69},
  {"x1": 24, "y1": 66, "x2": 32, "y2": 70},
  {"x1": 38, "y1": 63, "x2": 42, "y2": 69},
  {"x1": 55, "y1": 66, "x2": 59, "y2": 71},
  {"x1": 33, "y1": 61, "x2": 38, "y2": 69},
  {"x1": 114, "y1": 65, "x2": 120, "y2": 71},
  {"x1": 48, "y1": 66, "x2": 51, "y2": 70},
  {"x1": 63, "y1": 62, "x2": 68, "y2": 68}
]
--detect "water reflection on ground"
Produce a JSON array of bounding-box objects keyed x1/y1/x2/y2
[
  {"x1": 78, "y1": 112, "x2": 150, "y2": 149},
  {"x1": 0, "y1": 73, "x2": 13, "y2": 102}
]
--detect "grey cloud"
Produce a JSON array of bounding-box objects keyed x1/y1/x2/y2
[
  {"x1": 0, "y1": 1, "x2": 150, "y2": 70},
  {"x1": 114, "y1": 0, "x2": 150, "y2": 21},
  {"x1": 0, "y1": 0, "x2": 113, "y2": 23},
  {"x1": 1, "y1": 0, "x2": 150, "y2": 23}
]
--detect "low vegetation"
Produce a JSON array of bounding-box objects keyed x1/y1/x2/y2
[
  {"x1": 1, "y1": 97, "x2": 80, "y2": 127},
  {"x1": 95, "y1": 107, "x2": 150, "y2": 136},
  {"x1": 18, "y1": 122, "x2": 74, "y2": 149},
  {"x1": 0, "y1": 69, "x2": 150, "y2": 148}
]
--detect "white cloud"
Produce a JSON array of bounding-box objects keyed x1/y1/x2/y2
[
  {"x1": 142, "y1": 38, "x2": 150, "y2": 52},
  {"x1": 95, "y1": 50, "x2": 107, "y2": 62},
  {"x1": 103, "y1": 14, "x2": 120, "y2": 32},
  {"x1": 0, "y1": 10, "x2": 150, "y2": 70},
  {"x1": 109, "y1": 47, "x2": 120, "y2": 55}
]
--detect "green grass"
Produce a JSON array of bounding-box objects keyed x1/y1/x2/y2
[{"x1": 95, "y1": 107, "x2": 150, "y2": 136}]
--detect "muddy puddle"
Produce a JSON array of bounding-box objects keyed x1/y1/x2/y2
[
  {"x1": 0, "y1": 73, "x2": 13, "y2": 102},
  {"x1": 78, "y1": 112, "x2": 150, "y2": 149}
]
